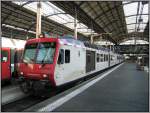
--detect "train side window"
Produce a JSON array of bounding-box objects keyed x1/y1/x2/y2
[
  {"x1": 87, "y1": 53, "x2": 91, "y2": 63},
  {"x1": 1, "y1": 50, "x2": 8, "y2": 62},
  {"x1": 65, "y1": 50, "x2": 70, "y2": 63},
  {"x1": 100, "y1": 54, "x2": 103, "y2": 62},
  {"x1": 97, "y1": 53, "x2": 99, "y2": 62},
  {"x1": 105, "y1": 54, "x2": 107, "y2": 61},
  {"x1": 58, "y1": 49, "x2": 64, "y2": 64},
  {"x1": 111, "y1": 55, "x2": 113, "y2": 61},
  {"x1": 11, "y1": 49, "x2": 15, "y2": 64},
  {"x1": 106, "y1": 55, "x2": 108, "y2": 61}
]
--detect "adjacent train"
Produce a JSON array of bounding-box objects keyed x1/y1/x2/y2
[
  {"x1": 18, "y1": 35, "x2": 124, "y2": 93},
  {"x1": 1, "y1": 47, "x2": 23, "y2": 82}
]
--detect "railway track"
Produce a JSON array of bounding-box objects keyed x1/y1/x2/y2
[
  {"x1": 1, "y1": 95, "x2": 48, "y2": 112},
  {"x1": 1, "y1": 78, "x2": 99, "y2": 111},
  {"x1": 1, "y1": 81, "x2": 77, "y2": 112},
  {"x1": 2, "y1": 85, "x2": 28, "y2": 106}
]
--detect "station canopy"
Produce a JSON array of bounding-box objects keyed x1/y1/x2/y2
[
  {"x1": 14, "y1": 1, "x2": 97, "y2": 36},
  {"x1": 1, "y1": 1, "x2": 149, "y2": 45}
]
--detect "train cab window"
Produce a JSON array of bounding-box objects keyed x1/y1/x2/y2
[
  {"x1": 65, "y1": 50, "x2": 70, "y2": 63},
  {"x1": 1, "y1": 50, "x2": 8, "y2": 62},
  {"x1": 36, "y1": 42, "x2": 56, "y2": 64},
  {"x1": 58, "y1": 49, "x2": 64, "y2": 64}
]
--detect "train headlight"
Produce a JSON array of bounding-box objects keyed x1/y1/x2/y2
[
  {"x1": 43, "y1": 74, "x2": 48, "y2": 78},
  {"x1": 20, "y1": 72, "x2": 23, "y2": 75}
]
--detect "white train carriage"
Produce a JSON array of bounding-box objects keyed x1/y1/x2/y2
[
  {"x1": 54, "y1": 38, "x2": 86, "y2": 86},
  {"x1": 54, "y1": 38, "x2": 123, "y2": 86},
  {"x1": 19, "y1": 36, "x2": 124, "y2": 93}
]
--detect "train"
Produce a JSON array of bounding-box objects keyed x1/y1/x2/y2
[
  {"x1": 1, "y1": 47, "x2": 23, "y2": 82},
  {"x1": 18, "y1": 35, "x2": 124, "y2": 93}
]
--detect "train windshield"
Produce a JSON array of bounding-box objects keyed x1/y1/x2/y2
[
  {"x1": 1, "y1": 50, "x2": 8, "y2": 62},
  {"x1": 23, "y1": 42, "x2": 56, "y2": 64}
]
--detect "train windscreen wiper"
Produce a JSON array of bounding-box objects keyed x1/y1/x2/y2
[{"x1": 41, "y1": 49, "x2": 50, "y2": 67}]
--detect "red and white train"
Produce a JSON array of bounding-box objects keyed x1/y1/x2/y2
[
  {"x1": 1, "y1": 47, "x2": 23, "y2": 82},
  {"x1": 18, "y1": 35, "x2": 124, "y2": 93}
]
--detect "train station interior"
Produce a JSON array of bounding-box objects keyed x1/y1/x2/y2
[{"x1": 1, "y1": 1, "x2": 149, "y2": 112}]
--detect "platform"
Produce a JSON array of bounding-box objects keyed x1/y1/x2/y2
[
  {"x1": 26, "y1": 63, "x2": 149, "y2": 112},
  {"x1": 1, "y1": 85, "x2": 27, "y2": 105}
]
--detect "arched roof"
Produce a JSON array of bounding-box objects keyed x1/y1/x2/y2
[{"x1": 1, "y1": 1, "x2": 149, "y2": 45}]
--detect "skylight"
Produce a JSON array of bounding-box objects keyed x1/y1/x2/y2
[
  {"x1": 123, "y1": 1, "x2": 148, "y2": 33},
  {"x1": 120, "y1": 39, "x2": 149, "y2": 45},
  {"x1": 94, "y1": 41, "x2": 114, "y2": 45},
  {"x1": 13, "y1": 1, "x2": 98, "y2": 37},
  {"x1": 123, "y1": 2, "x2": 137, "y2": 16},
  {"x1": 2, "y1": 37, "x2": 26, "y2": 48}
]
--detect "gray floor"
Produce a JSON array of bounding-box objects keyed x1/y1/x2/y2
[
  {"x1": 54, "y1": 63, "x2": 149, "y2": 112},
  {"x1": 1, "y1": 85, "x2": 27, "y2": 105}
]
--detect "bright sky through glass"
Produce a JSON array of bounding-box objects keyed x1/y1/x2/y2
[
  {"x1": 14, "y1": 1, "x2": 97, "y2": 36},
  {"x1": 123, "y1": 2, "x2": 148, "y2": 33},
  {"x1": 12, "y1": 1, "x2": 148, "y2": 45},
  {"x1": 120, "y1": 39, "x2": 149, "y2": 45}
]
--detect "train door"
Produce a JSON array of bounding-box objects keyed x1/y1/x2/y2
[
  {"x1": 1, "y1": 48, "x2": 11, "y2": 80},
  {"x1": 11, "y1": 49, "x2": 15, "y2": 76},
  {"x1": 55, "y1": 49, "x2": 65, "y2": 84},
  {"x1": 14, "y1": 49, "x2": 23, "y2": 77},
  {"x1": 86, "y1": 50, "x2": 95, "y2": 73},
  {"x1": 108, "y1": 53, "x2": 110, "y2": 67}
]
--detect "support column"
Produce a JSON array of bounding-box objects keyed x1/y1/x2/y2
[
  {"x1": 110, "y1": 42, "x2": 112, "y2": 51},
  {"x1": 113, "y1": 44, "x2": 115, "y2": 52},
  {"x1": 11, "y1": 29, "x2": 13, "y2": 39},
  {"x1": 74, "y1": 7, "x2": 77, "y2": 40},
  {"x1": 36, "y1": 1, "x2": 42, "y2": 38},
  {"x1": 91, "y1": 35, "x2": 93, "y2": 44},
  {"x1": 134, "y1": 38, "x2": 137, "y2": 45}
]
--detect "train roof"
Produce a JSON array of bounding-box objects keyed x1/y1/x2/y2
[
  {"x1": 26, "y1": 35, "x2": 119, "y2": 53},
  {"x1": 58, "y1": 35, "x2": 85, "y2": 48},
  {"x1": 59, "y1": 36, "x2": 113, "y2": 52}
]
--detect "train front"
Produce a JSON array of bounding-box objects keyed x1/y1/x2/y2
[{"x1": 18, "y1": 37, "x2": 59, "y2": 93}]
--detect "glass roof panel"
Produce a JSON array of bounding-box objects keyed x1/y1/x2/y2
[
  {"x1": 23, "y1": 2, "x2": 37, "y2": 13},
  {"x1": 123, "y1": 1, "x2": 148, "y2": 34},
  {"x1": 2, "y1": 37, "x2": 26, "y2": 49},
  {"x1": 123, "y1": 2, "x2": 137, "y2": 16},
  {"x1": 127, "y1": 24, "x2": 135, "y2": 30},
  {"x1": 128, "y1": 29, "x2": 134, "y2": 33},
  {"x1": 125, "y1": 16, "x2": 136, "y2": 24},
  {"x1": 13, "y1": 1, "x2": 27, "y2": 6},
  {"x1": 12, "y1": 1, "x2": 97, "y2": 37},
  {"x1": 66, "y1": 23, "x2": 75, "y2": 29},
  {"x1": 143, "y1": 4, "x2": 148, "y2": 14},
  {"x1": 137, "y1": 15, "x2": 148, "y2": 23},
  {"x1": 95, "y1": 41, "x2": 114, "y2": 45},
  {"x1": 137, "y1": 23, "x2": 146, "y2": 32},
  {"x1": 120, "y1": 39, "x2": 148, "y2": 45},
  {"x1": 49, "y1": 15, "x2": 68, "y2": 24}
]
